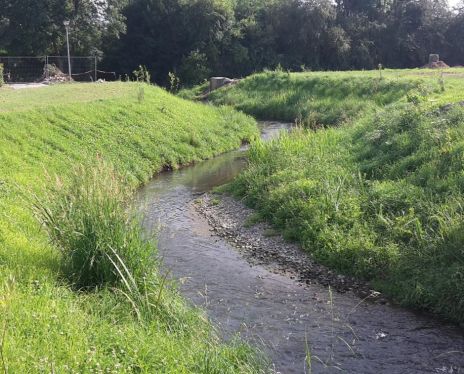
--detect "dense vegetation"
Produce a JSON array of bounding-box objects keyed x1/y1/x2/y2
[
  {"x1": 202, "y1": 69, "x2": 464, "y2": 124},
  {"x1": 209, "y1": 70, "x2": 464, "y2": 324},
  {"x1": 0, "y1": 82, "x2": 263, "y2": 372},
  {"x1": 2, "y1": 0, "x2": 464, "y2": 85},
  {"x1": 204, "y1": 70, "x2": 421, "y2": 126}
]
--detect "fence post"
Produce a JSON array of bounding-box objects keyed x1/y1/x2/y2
[
  {"x1": 94, "y1": 56, "x2": 97, "y2": 82},
  {"x1": 45, "y1": 56, "x2": 49, "y2": 80}
]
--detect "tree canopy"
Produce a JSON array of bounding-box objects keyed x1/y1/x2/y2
[{"x1": 1, "y1": 0, "x2": 464, "y2": 85}]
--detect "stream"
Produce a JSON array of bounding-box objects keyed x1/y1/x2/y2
[{"x1": 136, "y1": 122, "x2": 464, "y2": 374}]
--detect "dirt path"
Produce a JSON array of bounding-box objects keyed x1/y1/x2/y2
[{"x1": 8, "y1": 83, "x2": 47, "y2": 90}]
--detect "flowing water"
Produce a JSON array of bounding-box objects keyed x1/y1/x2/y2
[{"x1": 137, "y1": 122, "x2": 464, "y2": 374}]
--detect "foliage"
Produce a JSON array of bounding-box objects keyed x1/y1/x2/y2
[
  {"x1": 0, "y1": 82, "x2": 261, "y2": 372},
  {"x1": 132, "y1": 64, "x2": 151, "y2": 83},
  {"x1": 1, "y1": 0, "x2": 463, "y2": 86},
  {"x1": 0, "y1": 0, "x2": 127, "y2": 56},
  {"x1": 220, "y1": 71, "x2": 464, "y2": 323},
  {"x1": 104, "y1": 0, "x2": 464, "y2": 86},
  {"x1": 179, "y1": 50, "x2": 211, "y2": 85}
]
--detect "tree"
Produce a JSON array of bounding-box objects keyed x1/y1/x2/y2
[
  {"x1": 0, "y1": 0, "x2": 127, "y2": 56},
  {"x1": 1, "y1": 0, "x2": 461, "y2": 83},
  {"x1": 104, "y1": 0, "x2": 235, "y2": 84}
]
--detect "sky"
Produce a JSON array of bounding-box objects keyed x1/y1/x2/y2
[{"x1": 448, "y1": 0, "x2": 461, "y2": 8}]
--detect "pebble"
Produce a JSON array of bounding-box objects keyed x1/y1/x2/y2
[{"x1": 195, "y1": 193, "x2": 387, "y2": 303}]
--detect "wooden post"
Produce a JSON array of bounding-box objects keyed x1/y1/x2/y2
[{"x1": 45, "y1": 56, "x2": 49, "y2": 80}]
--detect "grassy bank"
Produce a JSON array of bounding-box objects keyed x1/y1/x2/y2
[
  {"x1": 207, "y1": 70, "x2": 464, "y2": 323},
  {"x1": 199, "y1": 69, "x2": 464, "y2": 127},
  {"x1": 0, "y1": 82, "x2": 263, "y2": 372}
]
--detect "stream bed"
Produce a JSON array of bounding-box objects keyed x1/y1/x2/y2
[{"x1": 136, "y1": 122, "x2": 464, "y2": 373}]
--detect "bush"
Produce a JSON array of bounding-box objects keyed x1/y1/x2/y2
[
  {"x1": 34, "y1": 161, "x2": 153, "y2": 290},
  {"x1": 179, "y1": 50, "x2": 211, "y2": 86}
]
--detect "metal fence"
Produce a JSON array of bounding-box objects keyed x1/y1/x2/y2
[{"x1": 0, "y1": 56, "x2": 101, "y2": 83}]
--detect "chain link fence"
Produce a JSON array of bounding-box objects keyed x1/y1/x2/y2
[{"x1": 0, "y1": 56, "x2": 114, "y2": 83}]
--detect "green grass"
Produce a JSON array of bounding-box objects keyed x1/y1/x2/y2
[
  {"x1": 0, "y1": 82, "x2": 264, "y2": 372},
  {"x1": 209, "y1": 69, "x2": 464, "y2": 324},
  {"x1": 203, "y1": 69, "x2": 464, "y2": 127},
  {"x1": 33, "y1": 161, "x2": 155, "y2": 291},
  {"x1": 0, "y1": 82, "x2": 140, "y2": 112},
  {"x1": 178, "y1": 81, "x2": 210, "y2": 101}
]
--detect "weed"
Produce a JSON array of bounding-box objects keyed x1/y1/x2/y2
[
  {"x1": 137, "y1": 85, "x2": 145, "y2": 103},
  {"x1": 304, "y1": 334, "x2": 312, "y2": 374},
  {"x1": 244, "y1": 213, "x2": 262, "y2": 228},
  {"x1": 132, "y1": 65, "x2": 151, "y2": 83},
  {"x1": 438, "y1": 70, "x2": 445, "y2": 92},
  {"x1": 263, "y1": 228, "x2": 279, "y2": 237},
  {"x1": 34, "y1": 161, "x2": 152, "y2": 290},
  {"x1": 168, "y1": 71, "x2": 181, "y2": 93}
]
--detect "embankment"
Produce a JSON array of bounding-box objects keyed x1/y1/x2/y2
[
  {"x1": 204, "y1": 71, "x2": 464, "y2": 324},
  {"x1": 0, "y1": 82, "x2": 262, "y2": 372}
]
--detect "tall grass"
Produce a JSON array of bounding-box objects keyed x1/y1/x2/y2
[
  {"x1": 33, "y1": 161, "x2": 152, "y2": 290},
  {"x1": 230, "y1": 102, "x2": 464, "y2": 323},
  {"x1": 32, "y1": 161, "x2": 189, "y2": 325},
  {"x1": 200, "y1": 69, "x2": 464, "y2": 128},
  {"x1": 206, "y1": 71, "x2": 422, "y2": 126},
  {"x1": 207, "y1": 70, "x2": 464, "y2": 324}
]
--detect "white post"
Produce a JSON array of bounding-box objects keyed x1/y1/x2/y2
[{"x1": 64, "y1": 21, "x2": 72, "y2": 81}]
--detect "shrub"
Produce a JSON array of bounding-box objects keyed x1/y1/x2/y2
[
  {"x1": 132, "y1": 65, "x2": 151, "y2": 83},
  {"x1": 34, "y1": 160, "x2": 153, "y2": 290},
  {"x1": 179, "y1": 50, "x2": 211, "y2": 86}
]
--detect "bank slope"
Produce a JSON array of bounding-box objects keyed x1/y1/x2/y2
[
  {"x1": 203, "y1": 69, "x2": 464, "y2": 127},
  {"x1": 214, "y1": 71, "x2": 464, "y2": 324},
  {"x1": 0, "y1": 82, "x2": 262, "y2": 372}
]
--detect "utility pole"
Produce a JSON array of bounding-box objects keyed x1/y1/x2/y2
[{"x1": 63, "y1": 20, "x2": 72, "y2": 81}]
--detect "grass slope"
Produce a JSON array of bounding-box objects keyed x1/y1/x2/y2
[
  {"x1": 0, "y1": 82, "x2": 262, "y2": 372},
  {"x1": 203, "y1": 69, "x2": 464, "y2": 127},
  {"x1": 209, "y1": 70, "x2": 464, "y2": 324}
]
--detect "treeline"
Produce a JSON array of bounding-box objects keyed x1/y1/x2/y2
[{"x1": 1, "y1": 0, "x2": 464, "y2": 85}]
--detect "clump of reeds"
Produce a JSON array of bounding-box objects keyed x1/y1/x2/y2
[
  {"x1": 33, "y1": 160, "x2": 180, "y2": 322},
  {"x1": 34, "y1": 161, "x2": 151, "y2": 289}
]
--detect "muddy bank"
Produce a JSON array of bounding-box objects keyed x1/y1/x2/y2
[{"x1": 196, "y1": 193, "x2": 384, "y2": 302}]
